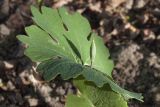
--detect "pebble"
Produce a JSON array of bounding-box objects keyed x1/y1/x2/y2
[
  {"x1": 110, "y1": 0, "x2": 126, "y2": 8},
  {"x1": 28, "y1": 98, "x2": 38, "y2": 106},
  {"x1": 56, "y1": 86, "x2": 65, "y2": 95},
  {"x1": 134, "y1": 0, "x2": 147, "y2": 9},
  {"x1": 7, "y1": 80, "x2": 15, "y2": 90},
  {"x1": 125, "y1": 0, "x2": 134, "y2": 10},
  {"x1": 0, "y1": 94, "x2": 4, "y2": 102},
  {"x1": 4, "y1": 61, "x2": 14, "y2": 69},
  {"x1": 0, "y1": 24, "x2": 10, "y2": 35}
]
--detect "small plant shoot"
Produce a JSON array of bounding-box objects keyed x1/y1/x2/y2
[{"x1": 17, "y1": 6, "x2": 143, "y2": 107}]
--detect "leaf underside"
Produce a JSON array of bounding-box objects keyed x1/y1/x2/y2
[
  {"x1": 17, "y1": 6, "x2": 143, "y2": 106},
  {"x1": 37, "y1": 58, "x2": 143, "y2": 102}
]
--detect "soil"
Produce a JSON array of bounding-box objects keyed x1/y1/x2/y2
[{"x1": 0, "y1": 0, "x2": 160, "y2": 107}]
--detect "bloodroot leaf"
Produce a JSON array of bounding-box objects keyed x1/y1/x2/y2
[{"x1": 17, "y1": 6, "x2": 143, "y2": 107}]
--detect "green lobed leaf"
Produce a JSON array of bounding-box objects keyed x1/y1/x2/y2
[
  {"x1": 66, "y1": 78, "x2": 128, "y2": 107},
  {"x1": 17, "y1": 6, "x2": 143, "y2": 103},
  {"x1": 37, "y1": 58, "x2": 143, "y2": 101}
]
